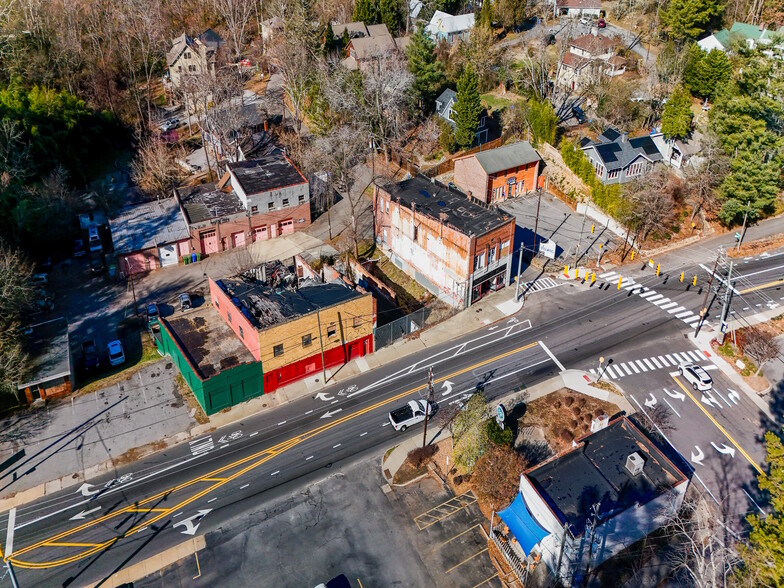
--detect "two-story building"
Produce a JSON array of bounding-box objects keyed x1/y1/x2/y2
[
  {"x1": 166, "y1": 29, "x2": 223, "y2": 89},
  {"x1": 580, "y1": 127, "x2": 664, "y2": 184},
  {"x1": 557, "y1": 32, "x2": 617, "y2": 91},
  {"x1": 426, "y1": 11, "x2": 475, "y2": 44},
  {"x1": 552, "y1": 0, "x2": 601, "y2": 18},
  {"x1": 174, "y1": 151, "x2": 311, "y2": 256},
  {"x1": 493, "y1": 415, "x2": 687, "y2": 586},
  {"x1": 337, "y1": 22, "x2": 401, "y2": 71},
  {"x1": 374, "y1": 176, "x2": 516, "y2": 308},
  {"x1": 453, "y1": 141, "x2": 542, "y2": 204},
  {"x1": 435, "y1": 88, "x2": 489, "y2": 145}
]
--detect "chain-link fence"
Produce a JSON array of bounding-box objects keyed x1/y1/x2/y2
[{"x1": 374, "y1": 307, "x2": 427, "y2": 350}]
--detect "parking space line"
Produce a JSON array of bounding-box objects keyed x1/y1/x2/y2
[
  {"x1": 445, "y1": 547, "x2": 489, "y2": 574},
  {"x1": 437, "y1": 523, "x2": 482, "y2": 548},
  {"x1": 414, "y1": 491, "x2": 478, "y2": 530},
  {"x1": 471, "y1": 574, "x2": 499, "y2": 588}
]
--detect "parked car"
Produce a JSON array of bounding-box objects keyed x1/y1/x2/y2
[
  {"x1": 388, "y1": 400, "x2": 433, "y2": 432},
  {"x1": 572, "y1": 106, "x2": 588, "y2": 124},
  {"x1": 89, "y1": 252, "x2": 105, "y2": 274},
  {"x1": 179, "y1": 293, "x2": 192, "y2": 311},
  {"x1": 31, "y1": 296, "x2": 54, "y2": 316},
  {"x1": 32, "y1": 273, "x2": 48, "y2": 286},
  {"x1": 146, "y1": 302, "x2": 160, "y2": 324},
  {"x1": 74, "y1": 238, "x2": 86, "y2": 258},
  {"x1": 88, "y1": 226, "x2": 102, "y2": 253},
  {"x1": 597, "y1": 18, "x2": 606, "y2": 27},
  {"x1": 107, "y1": 340, "x2": 126, "y2": 367},
  {"x1": 82, "y1": 340, "x2": 100, "y2": 371},
  {"x1": 679, "y1": 362, "x2": 712, "y2": 391}
]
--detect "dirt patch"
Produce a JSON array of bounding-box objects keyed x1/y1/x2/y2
[
  {"x1": 174, "y1": 373, "x2": 209, "y2": 424},
  {"x1": 728, "y1": 234, "x2": 784, "y2": 258},
  {"x1": 115, "y1": 439, "x2": 168, "y2": 466},
  {"x1": 392, "y1": 459, "x2": 429, "y2": 485},
  {"x1": 518, "y1": 388, "x2": 619, "y2": 454}
]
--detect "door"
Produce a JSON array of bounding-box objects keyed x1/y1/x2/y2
[
  {"x1": 279, "y1": 219, "x2": 294, "y2": 235},
  {"x1": 200, "y1": 230, "x2": 218, "y2": 255},
  {"x1": 253, "y1": 226, "x2": 268, "y2": 241},
  {"x1": 158, "y1": 244, "x2": 178, "y2": 267},
  {"x1": 232, "y1": 231, "x2": 245, "y2": 248}
]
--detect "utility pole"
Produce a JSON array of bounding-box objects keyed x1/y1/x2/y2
[
  {"x1": 5, "y1": 560, "x2": 19, "y2": 588},
  {"x1": 574, "y1": 205, "x2": 588, "y2": 266},
  {"x1": 736, "y1": 200, "x2": 751, "y2": 251},
  {"x1": 125, "y1": 258, "x2": 139, "y2": 317},
  {"x1": 532, "y1": 188, "x2": 542, "y2": 261},
  {"x1": 582, "y1": 502, "x2": 601, "y2": 587},
  {"x1": 718, "y1": 260, "x2": 734, "y2": 345},
  {"x1": 696, "y1": 251, "x2": 721, "y2": 336},
  {"x1": 422, "y1": 367, "x2": 434, "y2": 449},
  {"x1": 515, "y1": 242, "x2": 525, "y2": 301},
  {"x1": 316, "y1": 309, "x2": 327, "y2": 383}
]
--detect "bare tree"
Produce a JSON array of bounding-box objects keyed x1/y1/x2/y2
[
  {"x1": 212, "y1": 0, "x2": 256, "y2": 60},
  {"x1": 685, "y1": 133, "x2": 729, "y2": 223},
  {"x1": 623, "y1": 168, "x2": 676, "y2": 243},
  {"x1": 416, "y1": 115, "x2": 441, "y2": 158},
  {"x1": 269, "y1": 40, "x2": 311, "y2": 136},
  {"x1": 742, "y1": 327, "x2": 780, "y2": 376},
  {"x1": 131, "y1": 134, "x2": 183, "y2": 197},
  {"x1": 0, "y1": 244, "x2": 33, "y2": 398},
  {"x1": 0, "y1": 119, "x2": 30, "y2": 188}
]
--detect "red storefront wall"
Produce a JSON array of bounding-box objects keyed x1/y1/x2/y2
[{"x1": 263, "y1": 334, "x2": 373, "y2": 393}]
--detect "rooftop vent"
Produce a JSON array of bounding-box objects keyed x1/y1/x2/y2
[
  {"x1": 438, "y1": 200, "x2": 446, "y2": 207},
  {"x1": 625, "y1": 452, "x2": 645, "y2": 476},
  {"x1": 590, "y1": 414, "x2": 609, "y2": 433}
]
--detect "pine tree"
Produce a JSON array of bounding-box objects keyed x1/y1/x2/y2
[
  {"x1": 682, "y1": 43, "x2": 706, "y2": 96},
  {"x1": 453, "y1": 64, "x2": 482, "y2": 148},
  {"x1": 701, "y1": 49, "x2": 732, "y2": 99},
  {"x1": 406, "y1": 26, "x2": 445, "y2": 112},
  {"x1": 323, "y1": 22, "x2": 335, "y2": 56},
  {"x1": 494, "y1": 0, "x2": 526, "y2": 30},
  {"x1": 479, "y1": 0, "x2": 493, "y2": 28},
  {"x1": 527, "y1": 98, "x2": 557, "y2": 146},
  {"x1": 380, "y1": 0, "x2": 404, "y2": 34},
  {"x1": 353, "y1": 0, "x2": 378, "y2": 24},
  {"x1": 661, "y1": 85, "x2": 693, "y2": 139},
  {"x1": 662, "y1": 0, "x2": 722, "y2": 40}
]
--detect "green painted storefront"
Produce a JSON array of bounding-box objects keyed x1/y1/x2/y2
[{"x1": 154, "y1": 320, "x2": 264, "y2": 416}]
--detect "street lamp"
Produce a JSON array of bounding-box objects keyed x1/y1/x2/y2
[
  {"x1": 125, "y1": 258, "x2": 139, "y2": 317},
  {"x1": 597, "y1": 357, "x2": 612, "y2": 382}
]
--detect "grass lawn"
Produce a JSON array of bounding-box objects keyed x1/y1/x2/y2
[{"x1": 481, "y1": 93, "x2": 513, "y2": 112}]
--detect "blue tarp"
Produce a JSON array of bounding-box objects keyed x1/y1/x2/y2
[{"x1": 499, "y1": 492, "x2": 550, "y2": 556}]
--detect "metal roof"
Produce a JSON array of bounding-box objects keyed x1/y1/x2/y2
[
  {"x1": 227, "y1": 153, "x2": 307, "y2": 197},
  {"x1": 110, "y1": 198, "x2": 191, "y2": 254},
  {"x1": 176, "y1": 183, "x2": 246, "y2": 225},
  {"x1": 17, "y1": 317, "x2": 71, "y2": 389},
  {"x1": 471, "y1": 141, "x2": 542, "y2": 175}
]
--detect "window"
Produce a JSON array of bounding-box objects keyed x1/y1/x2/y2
[
  {"x1": 268, "y1": 202, "x2": 274, "y2": 210},
  {"x1": 385, "y1": 201, "x2": 389, "y2": 214},
  {"x1": 353, "y1": 317, "x2": 362, "y2": 328},
  {"x1": 178, "y1": 66, "x2": 182, "y2": 72},
  {"x1": 627, "y1": 161, "x2": 644, "y2": 177},
  {"x1": 215, "y1": 298, "x2": 220, "y2": 309},
  {"x1": 327, "y1": 324, "x2": 337, "y2": 338},
  {"x1": 474, "y1": 253, "x2": 485, "y2": 270},
  {"x1": 302, "y1": 334, "x2": 312, "y2": 347},
  {"x1": 239, "y1": 326, "x2": 244, "y2": 339},
  {"x1": 298, "y1": 194, "x2": 305, "y2": 203},
  {"x1": 488, "y1": 246, "x2": 496, "y2": 264},
  {"x1": 413, "y1": 226, "x2": 419, "y2": 241},
  {"x1": 282, "y1": 198, "x2": 289, "y2": 207},
  {"x1": 607, "y1": 169, "x2": 620, "y2": 180},
  {"x1": 273, "y1": 344, "x2": 284, "y2": 357},
  {"x1": 501, "y1": 240, "x2": 510, "y2": 252},
  {"x1": 188, "y1": 65, "x2": 197, "y2": 72},
  {"x1": 185, "y1": 51, "x2": 192, "y2": 59},
  {"x1": 251, "y1": 205, "x2": 258, "y2": 213},
  {"x1": 227, "y1": 312, "x2": 232, "y2": 324}
]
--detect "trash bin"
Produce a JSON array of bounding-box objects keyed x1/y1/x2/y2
[
  {"x1": 196, "y1": 253, "x2": 201, "y2": 262},
  {"x1": 184, "y1": 256, "x2": 189, "y2": 264},
  {"x1": 191, "y1": 252, "x2": 197, "y2": 263}
]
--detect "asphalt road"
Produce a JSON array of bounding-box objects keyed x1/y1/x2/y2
[{"x1": 2, "y1": 245, "x2": 782, "y2": 587}]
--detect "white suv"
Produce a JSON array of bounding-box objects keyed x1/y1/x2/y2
[{"x1": 679, "y1": 362, "x2": 712, "y2": 391}]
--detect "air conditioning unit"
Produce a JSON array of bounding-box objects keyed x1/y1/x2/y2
[
  {"x1": 625, "y1": 452, "x2": 645, "y2": 476},
  {"x1": 590, "y1": 414, "x2": 610, "y2": 432}
]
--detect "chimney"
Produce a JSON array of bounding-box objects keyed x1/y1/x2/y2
[{"x1": 620, "y1": 132, "x2": 628, "y2": 143}]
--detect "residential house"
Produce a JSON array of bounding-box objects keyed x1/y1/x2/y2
[
  {"x1": 453, "y1": 141, "x2": 542, "y2": 204},
  {"x1": 698, "y1": 21, "x2": 784, "y2": 52},
  {"x1": 261, "y1": 16, "x2": 284, "y2": 42},
  {"x1": 110, "y1": 198, "x2": 192, "y2": 276},
  {"x1": 209, "y1": 272, "x2": 375, "y2": 393},
  {"x1": 339, "y1": 23, "x2": 399, "y2": 70},
  {"x1": 174, "y1": 151, "x2": 311, "y2": 257},
  {"x1": 17, "y1": 318, "x2": 72, "y2": 403},
  {"x1": 332, "y1": 21, "x2": 373, "y2": 39},
  {"x1": 166, "y1": 29, "x2": 224, "y2": 89},
  {"x1": 201, "y1": 101, "x2": 271, "y2": 166},
  {"x1": 651, "y1": 133, "x2": 702, "y2": 171},
  {"x1": 435, "y1": 88, "x2": 489, "y2": 145},
  {"x1": 426, "y1": 11, "x2": 474, "y2": 44},
  {"x1": 558, "y1": 32, "x2": 617, "y2": 91},
  {"x1": 552, "y1": 0, "x2": 602, "y2": 18},
  {"x1": 580, "y1": 128, "x2": 664, "y2": 184},
  {"x1": 492, "y1": 415, "x2": 687, "y2": 586},
  {"x1": 374, "y1": 175, "x2": 516, "y2": 307}
]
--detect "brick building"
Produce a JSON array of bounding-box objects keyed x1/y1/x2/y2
[
  {"x1": 209, "y1": 274, "x2": 375, "y2": 393},
  {"x1": 17, "y1": 318, "x2": 73, "y2": 403},
  {"x1": 453, "y1": 141, "x2": 542, "y2": 205},
  {"x1": 374, "y1": 176, "x2": 516, "y2": 308},
  {"x1": 175, "y1": 151, "x2": 311, "y2": 256}
]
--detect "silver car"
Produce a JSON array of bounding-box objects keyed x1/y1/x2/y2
[{"x1": 679, "y1": 362, "x2": 712, "y2": 391}]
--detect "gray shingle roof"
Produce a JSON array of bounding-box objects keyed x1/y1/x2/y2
[
  {"x1": 583, "y1": 129, "x2": 663, "y2": 171},
  {"x1": 472, "y1": 141, "x2": 542, "y2": 175},
  {"x1": 435, "y1": 88, "x2": 457, "y2": 119},
  {"x1": 110, "y1": 198, "x2": 190, "y2": 254}
]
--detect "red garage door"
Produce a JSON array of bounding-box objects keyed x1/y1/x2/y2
[
  {"x1": 200, "y1": 230, "x2": 218, "y2": 255},
  {"x1": 279, "y1": 219, "x2": 294, "y2": 235},
  {"x1": 232, "y1": 231, "x2": 245, "y2": 248}
]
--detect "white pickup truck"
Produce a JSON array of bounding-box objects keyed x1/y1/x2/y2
[{"x1": 388, "y1": 400, "x2": 433, "y2": 432}]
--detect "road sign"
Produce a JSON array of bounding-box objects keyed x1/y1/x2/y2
[
  {"x1": 496, "y1": 404, "x2": 506, "y2": 430},
  {"x1": 539, "y1": 239, "x2": 556, "y2": 260}
]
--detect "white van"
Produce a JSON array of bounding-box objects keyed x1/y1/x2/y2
[{"x1": 88, "y1": 226, "x2": 102, "y2": 253}]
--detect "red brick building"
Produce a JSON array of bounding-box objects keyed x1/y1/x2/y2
[
  {"x1": 374, "y1": 176, "x2": 516, "y2": 307},
  {"x1": 453, "y1": 141, "x2": 542, "y2": 205}
]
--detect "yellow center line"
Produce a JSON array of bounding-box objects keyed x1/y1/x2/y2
[
  {"x1": 9, "y1": 341, "x2": 542, "y2": 569},
  {"x1": 43, "y1": 542, "x2": 101, "y2": 548},
  {"x1": 739, "y1": 278, "x2": 784, "y2": 294},
  {"x1": 200, "y1": 478, "x2": 228, "y2": 482},
  {"x1": 671, "y1": 376, "x2": 764, "y2": 475}
]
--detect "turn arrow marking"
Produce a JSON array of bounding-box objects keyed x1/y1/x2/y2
[
  {"x1": 173, "y1": 509, "x2": 212, "y2": 536},
  {"x1": 315, "y1": 392, "x2": 334, "y2": 402},
  {"x1": 321, "y1": 408, "x2": 343, "y2": 419},
  {"x1": 691, "y1": 446, "x2": 705, "y2": 466},
  {"x1": 69, "y1": 506, "x2": 101, "y2": 521},
  {"x1": 440, "y1": 380, "x2": 454, "y2": 396},
  {"x1": 76, "y1": 483, "x2": 100, "y2": 497},
  {"x1": 701, "y1": 393, "x2": 721, "y2": 410},
  {"x1": 711, "y1": 442, "x2": 736, "y2": 457},
  {"x1": 663, "y1": 388, "x2": 686, "y2": 401},
  {"x1": 644, "y1": 393, "x2": 657, "y2": 408},
  {"x1": 727, "y1": 389, "x2": 740, "y2": 405}
]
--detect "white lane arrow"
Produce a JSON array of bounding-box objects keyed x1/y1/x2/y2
[
  {"x1": 440, "y1": 380, "x2": 454, "y2": 397},
  {"x1": 644, "y1": 393, "x2": 657, "y2": 409},
  {"x1": 663, "y1": 387, "x2": 686, "y2": 401},
  {"x1": 77, "y1": 483, "x2": 100, "y2": 497},
  {"x1": 315, "y1": 392, "x2": 334, "y2": 402},
  {"x1": 727, "y1": 389, "x2": 741, "y2": 405},
  {"x1": 321, "y1": 408, "x2": 343, "y2": 419},
  {"x1": 691, "y1": 446, "x2": 705, "y2": 466},
  {"x1": 70, "y1": 506, "x2": 101, "y2": 520},
  {"x1": 711, "y1": 442, "x2": 736, "y2": 457},
  {"x1": 701, "y1": 393, "x2": 722, "y2": 410},
  {"x1": 173, "y1": 509, "x2": 212, "y2": 536}
]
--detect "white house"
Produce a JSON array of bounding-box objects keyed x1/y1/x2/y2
[
  {"x1": 552, "y1": 0, "x2": 602, "y2": 18},
  {"x1": 557, "y1": 32, "x2": 616, "y2": 91},
  {"x1": 426, "y1": 11, "x2": 475, "y2": 44}
]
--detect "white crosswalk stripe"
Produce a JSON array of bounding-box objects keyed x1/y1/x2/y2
[
  {"x1": 635, "y1": 360, "x2": 649, "y2": 372},
  {"x1": 660, "y1": 302, "x2": 678, "y2": 310},
  {"x1": 586, "y1": 350, "x2": 716, "y2": 380},
  {"x1": 642, "y1": 358, "x2": 656, "y2": 370},
  {"x1": 647, "y1": 294, "x2": 664, "y2": 302},
  {"x1": 652, "y1": 298, "x2": 671, "y2": 306},
  {"x1": 628, "y1": 361, "x2": 640, "y2": 374},
  {"x1": 665, "y1": 354, "x2": 677, "y2": 364},
  {"x1": 640, "y1": 290, "x2": 658, "y2": 298},
  {"x1": 668, "y1": 306, "x2": 686, "y2": 314},
  {"x1": 687, "y1": 350, "x2": 703, "y2": 362},
  {"x1": 599, "y1": 272, "x2": 618, "y2": 279},
  {"x1": 657, "y1": 355, "x2": 671, "y2": 366},
  {"x1": 605, "y1": 365, "x2": 619, "y2": 379},
  {"x1": 675, "y1": 310, "x2": 693, "y2": 318},
  {"x1": 523, "y1": 277, "x2": 560, "y2": 293},
  {"x1": 620, "y1": 363, "x2": 633, "y2": 375},
  {"x1": 650, "y1": 357, "x2": 663, "y2": 368}
]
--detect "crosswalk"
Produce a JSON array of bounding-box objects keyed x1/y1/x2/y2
[
  {"x1": 588, "y1": 349, "x2": 715, "y2": 380},
  {"x1": 522, "y1": 277, "x2": 559, "y2": 294},
  {"x1": 598, "y1": 271, "x2": 711, "y2": 329}
]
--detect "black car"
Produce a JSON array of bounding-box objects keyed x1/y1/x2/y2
[
  {"x1": 572, "y1": 106, "x2": 588, "y2": 124},
  {"x1": 89, "y1": 251, "x2": 105, "y2": 274},
  {"x1": 82, "y1": 340, "x2": 100, "y2": 370}
]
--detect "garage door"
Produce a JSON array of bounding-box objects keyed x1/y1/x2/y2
[
  {"x1": 124, "y1": 252, "x2": 148, "y2": 275},
  {"x1": 279, "y1": 219, "x2": 294, "y2": 235},
  {"x1": 232, "y1": 231, "x2": 245, "y2": 248},
  {"x1": 200, "y1": 230, "x2": 218, "y2": 255},
  {"x1": 253, "y1": 226, "x2": 268, "y2": 241},
  {"x1": 158, "y1": 244, "x2": 178, "y2": 267}
]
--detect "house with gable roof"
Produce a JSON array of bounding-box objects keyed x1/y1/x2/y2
[
  {"x1": 580, "y1": 128, "x2": 664, "y2": 184},
  {"x1": 167, "y1": 29, "x2": 224, "y2": 89},
  {"x1": 435, "y1": 88, "x2": 489, "y2": 145},
  {"x1": 426, "y1": 11, "x2": 475, "y2": 44}
]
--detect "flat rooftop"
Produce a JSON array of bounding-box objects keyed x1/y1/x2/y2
[
  {"x1": 215, "y1": 278, "x2": 362, "y2": 331},
  {"x1": 526, "y1": 416, "x2": 686, "y2": 536},
  {"x1": 164, "y1": 304, "x2": 256, "y2": 379},
  {"x1": 227, "y1": 153, "x2": 307, "y2": 197},
  {"x1": 110, "y1": 198, "x2": 190, "y2": 253},
  {"x1": 177, "y1": 183, "x2": 246, "y2": 225},
  {"x1": 18, "y1": 317, "x2": 71, "y2": 389},
  {"x1": 381, "y1": 175, "x2": 513, "y2": 236}
]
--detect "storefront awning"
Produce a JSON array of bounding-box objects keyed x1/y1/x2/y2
[{"x1": 499, "y1": 492, "x2": 550, "y2": 556}]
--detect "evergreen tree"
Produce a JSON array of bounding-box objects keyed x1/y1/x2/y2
[
  {"x1": 323, "y1": 23, "x2": 335, "y2": 56},
  {"x1": 406, "y1": 26, "x2": 445, "y2": 112},
  {"x1": 479, "y1": 0, "x2": 493, "y2": 28},
  {"x1": 453, "y1": 64, "x2": 482, "y2": 148},
  {"x1": 494, "y1": 0, "x2": 526, "y2": 31},
  {"x1": 682, "y1": 44, "x2": 706, "y2": 95},
  {"x1": 353, "y1": 0, "x2": 379, "y2": 24},
  {"x1": 380, "y1": 0, "x2": 404, "y2": 34},
  {"x1": 342, "y1": 29, "x2": 350, "y2": 50},
  {"x1": 701, "y1": 49, "x2": 732, "y2": 99},
  {"x1": 718, "y1": 153, "x2": 780, "y2": 224},
  {"x1": 661, "y1": 85, "x2": 693, "y2": 139},
  {"x1": 527, "y1": 97, "x2": 557, "y2": 146},
  {"x1": 662, "y1": 0, "x2": 722, "y2": 40}
]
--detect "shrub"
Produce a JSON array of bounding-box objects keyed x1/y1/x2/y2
[
  {"x1": 437, "y1": 117, "x2": 456, "y2": 153},
  {"x1": 471, "y1": 445, "x2": 527, "y2": 509},
  {"x1": 407, "y1": 444, "x2": 439, "y2": 468}
]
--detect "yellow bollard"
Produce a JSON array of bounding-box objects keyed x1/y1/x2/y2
[
  {"x1": 564, "y1": 265, "x2": 569, "y2": 277},
  {"x1": 630, "y1": 250, "x2": 635, "y2": 261},
  {"x1": 590, "y1": 224, "x2": 595, "y2": 234},
  {"x1": 591, "y1": 272, "x2": 596, "y2": 283},
  {"x1": 575, "y1": 267, "x2": 581, "y2": 280},
  {"x1": 680, "y1": 272, "x2": 684, "y2": 282},
  {"x1": 656, "y1": 264, "x2": 661, "y2": 277},
  {"x1": 617, "y1": 276, "x2": 622, "y2": 290},
  {"x1": 692, "y1": 276, "x2": 697, "y2": 286}
]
